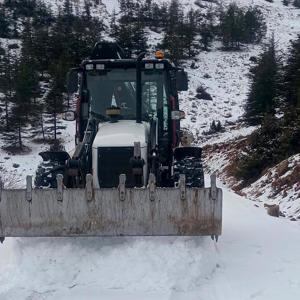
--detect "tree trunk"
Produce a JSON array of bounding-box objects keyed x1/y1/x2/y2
[
  {"x1": 5, "y1": 96, "x2": 9, "y2": 130},
  {"x1": 41, "y1": 114, "x2": 45, "y2": 141},
  {"x1": 54, "y1": 110, "x2": 57, "y2": 141},
  {"x1": 18, "y1": 120, "x2": 22, "y2": 149}
]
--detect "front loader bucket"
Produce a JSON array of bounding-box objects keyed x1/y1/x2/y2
[{"x1": 0, "y1": 174, "x2": 222, "y2": 237}]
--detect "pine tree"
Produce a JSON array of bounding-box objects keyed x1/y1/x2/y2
[
  {"x1": 4, "y1": 19, "x2": 41, "y2": 149},
  {"x1": 45, "y1": 58, "x2": 68, "y2": 141},
  {"x1": 219, "y1": 3, "x2": 245, "y2": 50},
  {"x1": 235, "y1": 114, "x2": 282, "y2": 183},
  {"x1": 199, "y1": 23, "x2": 214, "y2": 51},
  {"x1": 210, "y1": 120, "x2": 217, "y2": 132},
  {"x1": 8, "y1": 56, "x2": 39, "y2": 149},
  {"x1": 20, "y1": 19, "x2": 40, "y2": 101},
  {"x1": 162, "y1": 0, "x2": 185, "y2": 63},
  {"x1": 235, "y1": 37, "x2": 300, "y2": 183},
  {"x1": 0, "y1": 5, "x2": 10, "y2": 38},
  {"x1": 243, "y1": 7, "x2": 266, "y2": 44},
  {"x1": 244, "y1": 37, "x2": 281, "y2": 125},
  {"x1": 131, "y1": 8, "x2": 147, "y2": 53},
  {"x1": 199, "y1": 6, "x2": 215, "y2": 51},
  {"x1": 110, "y1": 9, "x2": 118, "y2": 38},
  {"x1": 32, "y1": 0, "x2": 54, "y2": 28},
  {"x1": 32, "y1": 24, "x2": 51, "y2": 77},
  {"x1": 83, "y1": 0, "x2": 91, "y2": 20},
  {"x1": 293, "y1": 0, "x2": 300, "y2": 8},
  {"x1": 219, "y1": 4, "x2": 266, "y2": 50},
  {"x1": 114, "y1": 17, "x2": 134, "y2": 50},
  {"x1": 143, "y1": 0, "x2": 152, "y2": 23},
  {"x1": 151, "y1": 2, "x2": 168, "y2": 29},
  {"x1": 63, "y1": 0, "x2": 73, "y2": 17},
  {"x1": 0, "y1": 47, "x2": 16, "y2": 130},
  {"x1": 181, "y1": 9, "x2": 198, "y2": 58},
  {"x1": 282, "y1": 35, "x2": 300, "y2": 108},
  {"x1": 113, "y1": 1, "x2": 147, "y2": 53},
  {"x1": 280, "y1": 35, "x2": 300, "y2": 155},
  {"x1": 21, "y1": 19, "x2": 35, "y2": 63},
  {"x1": 216, "y1": 121, "x2": 222, "y2": 132}
]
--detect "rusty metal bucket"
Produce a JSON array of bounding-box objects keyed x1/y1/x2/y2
[{"x1": 0, "y1": 174, "x2": 222, "y2": 238}]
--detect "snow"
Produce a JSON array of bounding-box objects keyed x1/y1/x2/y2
[
  {"x1": 101, "y1": 0, "x2": 119, "y2": 14},
  {"x1": 1, "y1": 181, "x2": 300, "y2": 299},
  {"x1": 0, "y1": 118, "x2": 75, "y2": 189},
  {"x1": 243, "y1": 154, "x2": 300, "y2": 220},
  {"x1": 201, "y1": 125, "x2": 257, "y2": 147}
]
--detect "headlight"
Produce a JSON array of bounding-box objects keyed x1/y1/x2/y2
[
  {"x1": 85, "y1": 64, "x2": 94, "y2": 70},
  {"x1": 156, "y1": 63, "x2": 164, "y2": 70},
  {"x1": 96, "y1": 64, "x2": 105, "y2": 70},
  {"x1": 145, "y1": 63, "x2": 154, "y2": 69}
]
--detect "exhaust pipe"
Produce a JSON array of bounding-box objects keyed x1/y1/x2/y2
[{"x1": 136, "y1": 52, "x2": 146, "y2": 124}]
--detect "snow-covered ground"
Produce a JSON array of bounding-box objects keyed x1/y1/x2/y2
[
  {"x1": 1, "y1": 180, "x2": 300, "y2": 300},
  {"x1": 0, "y1": 118, "x2": 75, "y2": 188}
]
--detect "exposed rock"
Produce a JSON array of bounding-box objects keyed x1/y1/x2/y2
[
  {"x1": 264, "y1": 204, "x2": 280, "y2": 218},
  {"x1": 196, "y1": 86, "x2": 213, "y2": 101},
  {"x1": 203, "y1": 73, "x2": 211, "y2": 79},
  {"x1": 190, "y1": 62, "x2": 198, "y2": 69}
]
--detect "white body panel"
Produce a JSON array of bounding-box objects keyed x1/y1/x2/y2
[
  {"x1": 92, "y1": 121, "x2": 149, "y2": 188},
  {"x1": 93, "y1": 120, "x2": 149, "y2": 147}
]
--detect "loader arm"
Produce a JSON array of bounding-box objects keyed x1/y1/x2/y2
[{"x1": 65, "y1": 118, "x2": 99, "y2": 187}]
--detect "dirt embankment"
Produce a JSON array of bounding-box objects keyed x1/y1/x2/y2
[{"x1": 203, "y1": 136, "x2": 300, "y2": 221}]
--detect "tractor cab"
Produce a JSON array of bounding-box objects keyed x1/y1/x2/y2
[
  {"x1": 65, "y1": 42, "x2": 190, "y2": 188},
  {"x1": 67, "y1": 43, "x2": 188, "y2": 144}
]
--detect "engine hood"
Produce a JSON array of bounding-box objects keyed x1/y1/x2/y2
[{"x1": 93, "y1": 120, "x2": 149, "y2": 148}]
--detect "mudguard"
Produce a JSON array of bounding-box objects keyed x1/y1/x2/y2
[
  {"x1": 174, "y1": 147, "x2": 202, "y2": 161},
  {"x1": 39, "y1": 151, "x2": 70, "y2": 163}
]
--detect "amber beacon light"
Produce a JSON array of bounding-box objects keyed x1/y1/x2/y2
[{"x1": 155, "y1": 50, "x2": 165, "y2": 59}]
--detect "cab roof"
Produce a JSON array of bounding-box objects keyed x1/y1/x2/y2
[{"x1": 81, "y1": 58, "x2": 177, "y2": 71}]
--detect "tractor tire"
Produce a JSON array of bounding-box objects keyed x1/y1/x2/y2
[
  {"x1": 34, "y1": 160, "x2": 64, "y2": 188},
  {"x1": 173, "y1": 156, "x2": 205, "y2": 188}
]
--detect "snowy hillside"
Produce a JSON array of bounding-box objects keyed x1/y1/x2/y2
[
  {"x1": 44, "y1": 0, "x2": 110, "y2": 21},
  {"x1": 181, "y1": 0, "x2": 300, "y2": 137}
]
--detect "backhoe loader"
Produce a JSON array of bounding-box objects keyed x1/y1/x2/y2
[{"x1": 0, "y1": 42, "x2": 222, "y2": 239}]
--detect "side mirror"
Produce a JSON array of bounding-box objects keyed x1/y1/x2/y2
[
  {"x1": 176, "y1": 70, "x2": 188, "y2": 91},
  {"x1": 171, "y1": 110, "x2": 186, "y2": 120},
  {"x1": 63, "y1": 111, "x2": 76, "y2": 121},
  {"x1": 66, "y1": 68, "x2": 80, "y2": 94}
]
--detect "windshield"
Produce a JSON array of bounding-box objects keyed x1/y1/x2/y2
[{"x1": 86, "y1": 69, "x2": 168, "y2": 122}]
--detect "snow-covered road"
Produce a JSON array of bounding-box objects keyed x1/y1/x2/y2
[{"x1": 0, "y1": 184, "x2": 300, "y2": 300}]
